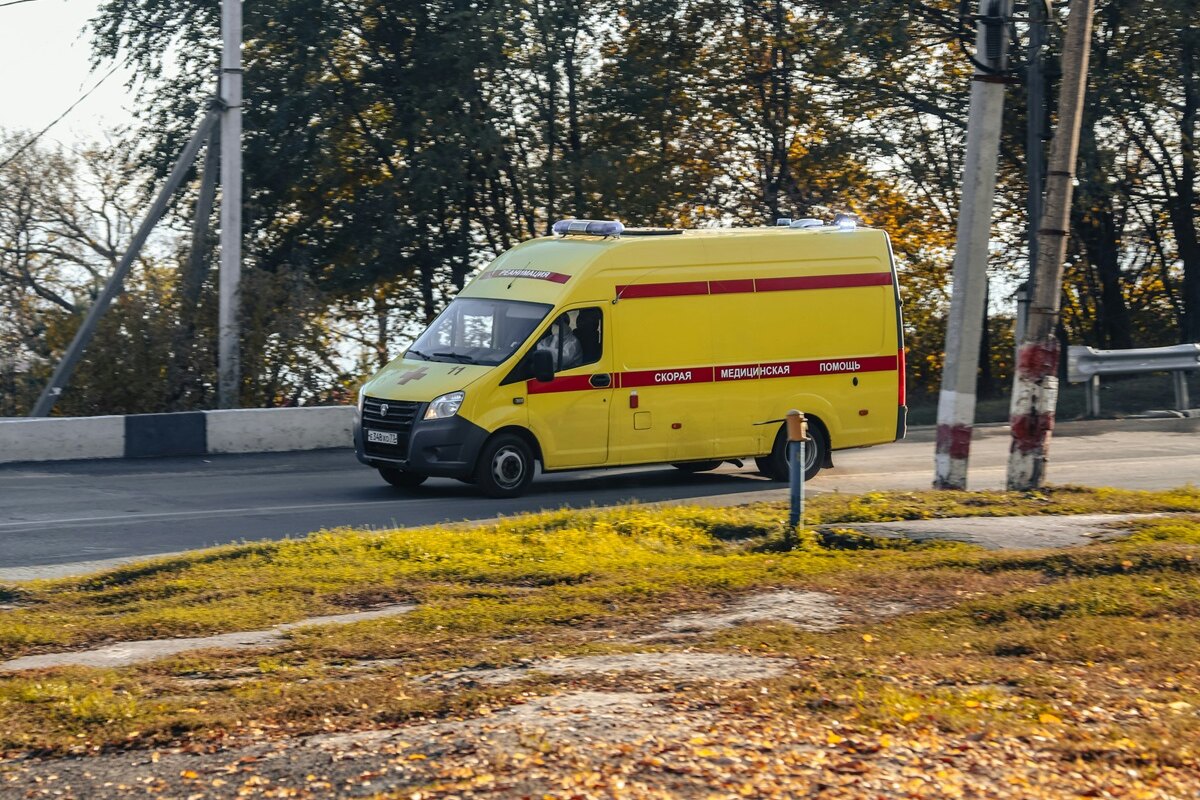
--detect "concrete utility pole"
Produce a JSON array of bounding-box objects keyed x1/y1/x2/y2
[
  {"x1": 933, "y1": 0, "x2": 1013, "y2": 489},
  {"x1": 1007, "y1": 0, "x2": 1095, "y2": 490},
  {"x1": 218, "y1": 0, "x2": 243, "y2": 409},
  {"x1": 1023, "y1": 0, "x2": 1049, "y2": 336}
]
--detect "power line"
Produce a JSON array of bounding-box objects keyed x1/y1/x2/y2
[
  {"x1": 0, "y1": 65, "x2": 120, "y2": 171},
  {"x1": 0, "y1": 0, "x2": 45, "y2": 8}
]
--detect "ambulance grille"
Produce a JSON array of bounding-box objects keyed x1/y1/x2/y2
[{"x1": 361, "y1": 397, "x2": 420, "y2": 460}]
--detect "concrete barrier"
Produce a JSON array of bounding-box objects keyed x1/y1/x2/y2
[
  {"x1": 0, "y1": 406, "x2": 356, "y2": 464},
  {"x1": 206, "y1": 406, "x2": 355, "y2": 454},
  {"x1": 127, "y1": 412, "x2": 207, "y2": 457},
  {"x1": 0, "y1": 415, "x2": 125, "y2": 462}
]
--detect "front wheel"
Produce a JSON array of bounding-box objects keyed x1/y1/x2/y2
[
  {"x1": 379, "y1": 467, "x2": 428, "y2": 489},
  {"x1": 474, "y1": 433, "x2": 535, "y2": 498},
  {"x1": 755, "y1": 422, "x2": 826, "y2": 482}
]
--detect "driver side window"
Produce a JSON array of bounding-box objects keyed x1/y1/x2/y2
[
  {"x1": 534, "y1": 307, "x2": 603, "y2": 372},
  {"x1": 504, "y1": 307, "x2": 604, "y2": 384}
]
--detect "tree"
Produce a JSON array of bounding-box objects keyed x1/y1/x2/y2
[
  {"x1": 0, "y1": 133, "x2": 143, "y2": 415},
  {"x1": 77, "y1": 0, "x2": 1195, "y2": 417}
]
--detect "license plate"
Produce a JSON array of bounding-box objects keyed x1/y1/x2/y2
[{"x1": 366, "y1": 429, "x2": 399, "y2": 446}]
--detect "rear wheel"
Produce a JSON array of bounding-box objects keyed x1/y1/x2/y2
[
  {"x1": 378, "y1": 467, "x2": 428, "y2": 488},
  {"x1": 755, "y1": 422, "x2": 826, "y2": 482},
  {"x1": 474, "y1": 433, "x2": 535, "y2": 498},
  {"x1": 671, "y1": 460, "x2": 723, "y2": 473}
]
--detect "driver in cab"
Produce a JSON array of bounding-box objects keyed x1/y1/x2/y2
[{"x1": 534, "y1": 315, "x2": 582, "y2": 372}]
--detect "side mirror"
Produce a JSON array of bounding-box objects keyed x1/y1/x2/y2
[{"x1": 531, "y1": 349, "x2": 556, "y2": 383}]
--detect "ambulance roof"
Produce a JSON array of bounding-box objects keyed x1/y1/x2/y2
[{"x1": 457, "y1": 225, "x2": 893, "y2": 306}]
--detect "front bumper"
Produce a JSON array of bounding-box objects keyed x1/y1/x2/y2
[{"x1": 355, "y1": 405, "x2": 490, "y2": 479}]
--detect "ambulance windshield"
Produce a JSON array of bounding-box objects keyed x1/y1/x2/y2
[{"x1": 407, "y1": 298, "x2": 552, "y2": 366}]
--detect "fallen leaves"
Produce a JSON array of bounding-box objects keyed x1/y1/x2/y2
[{"x1": 3, "y1": 500, "x2": 1199, "y2": 798}]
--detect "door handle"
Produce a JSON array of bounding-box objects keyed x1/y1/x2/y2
[{"x1": 589, "y1": 373, "x2": 612, "y2": 388}]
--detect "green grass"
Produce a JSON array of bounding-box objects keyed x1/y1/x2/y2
[
  {"x1": 706, "y1": 519, "x2": 1200, "y2": 764},
  {"x1": 1, "y1": 487, "x2": 1195, "y2": 660},
  {"x1": 0, "y1": 487, "x2": 1197, "y2": 762}
]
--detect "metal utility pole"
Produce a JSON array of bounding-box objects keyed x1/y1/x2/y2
[
  {"x1": 1007, "y1": 0, "x2": 1095, "y2": 490},
  {"x1": 933, "y1": 0, "x2": 1013, "y2": 489},
  {"x1": 29, "y1": 110, "x2": 222, "y2": 418},
  {"x1": 218, "y1": 0, "x2": 243, "y2": 409}
]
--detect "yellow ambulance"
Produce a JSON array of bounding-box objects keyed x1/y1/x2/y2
[{"x1": 355, "y1": 217, "x2": 906, "y2": 497}]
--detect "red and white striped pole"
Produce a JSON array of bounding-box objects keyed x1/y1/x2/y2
[
  {"x1": 1007, "y1": 0, "x2": 1094, "y2": 490},
  {"x1": 934, "y1": 0, "x2": 1012, "y2": 489}
]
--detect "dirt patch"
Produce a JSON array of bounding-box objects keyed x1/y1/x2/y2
[
  {"x1": 648, "y1": 590, "x2": 851, "y2": 637},
  {"x1": 0, "y1": 691, "x2": 724, "y2": 799},
  {"x1": 0, "y1": 604, "x2": 416, "y2": 672},
  {"x1": 828, "y1": 513, "x2": 1167, "y2": 550},
  {"x1": 311, "y1": 690, "x2": 689, "y2": 752},
  {"x1": 438, "y1": 652, "x2": 793, "y2": 687}
]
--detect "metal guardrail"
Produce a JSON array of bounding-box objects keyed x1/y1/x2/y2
[{"x1": 1067, "y1": 344, "x2": 1200, "y2": 417}]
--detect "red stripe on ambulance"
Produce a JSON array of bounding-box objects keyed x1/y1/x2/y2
[
  {"x1": 715, "y1": 355, "x2": 897, "y2": 382},
  {"x1": 780, "y1": 354, "x2": 899, "y2": 376},
  {"x1": 526, "y1": 356, "x2": 897, "y2": 394},
  {"x1": 714, "y1": 363, "x2": 793, "y2": 381},
  {"x1": 619, "y1": 367, "x2": 715, "y2": 388},
  {"x1": 616, "y1": 272, "x2": 892, "y2": 300},
  {"x1": 526, "y1": 374, "x2": 596, "y2": 394},
  {"x1": 753, "y1": 272, "x2": 893, "y2": 293},
  {"x1": 615, "y1": 281, "x2": 708, "y2": 299},
  {"x1": 709, "y1": 279, "x2": 755, "y2": 294}
]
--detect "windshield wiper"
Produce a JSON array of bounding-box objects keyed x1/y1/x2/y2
[
  {"x1": 406, "y1": 348, "x2": 430, "y2": 361},
  {"x1": 430, "y1": 351, "x2": 476, "y2": 364}
]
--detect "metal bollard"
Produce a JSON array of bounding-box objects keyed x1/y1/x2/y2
[
  {"x1": 1173, "y1": 371, "x2": 1191, "y2": 411},
  {"x1": 786, "y1": 410, "x2": 808, "y2": 529},
  {"x1": 1085, "y1": 375, "x2": 1101, "y2": 418}
]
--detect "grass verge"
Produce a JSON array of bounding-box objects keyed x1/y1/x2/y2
[{"x1": 0, "y1": 486, "x2": 1197, "y2": 789}]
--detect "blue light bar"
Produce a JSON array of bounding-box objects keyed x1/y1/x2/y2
[
  {"x1": 832, "y1": 213, "x2": 858, "y2": 230},
  {"x1": 552, "y1": 219, "x2": 625, "y2": 237},
  {"x1": 790, "y1": 218, "x2": 822, "y2": 229}
]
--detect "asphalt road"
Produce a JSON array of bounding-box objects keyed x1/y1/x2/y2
[{"x1": 1, "y1": 417, "x2": 1197, "y2": 579}]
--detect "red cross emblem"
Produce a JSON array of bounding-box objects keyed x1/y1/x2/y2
[{"x1": 395, "y1": 367, "x2": 429, "y2": 385}]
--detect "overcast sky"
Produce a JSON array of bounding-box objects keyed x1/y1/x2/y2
[{"x1": 0, "y1": 0, "x2": 138, "y2": 145}]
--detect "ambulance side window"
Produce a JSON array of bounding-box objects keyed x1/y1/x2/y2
[
  {"x1": 503, "y1": 307, "x2": 604, "y2": 384},
  {"x1": 570, "y1": 307, "x2": 603, "y2": 368}
]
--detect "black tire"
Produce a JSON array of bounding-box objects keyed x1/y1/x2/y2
[
  {"x1": 474, "y1": 432, "x2": 535, "y2": 498},
  {"x1": 379, "y1": 467, "x2": 428, "y2": 488},
  {"x1": 672, "y1": 460, "x2": 723, "y2": 473},
  {"x1": 755, "y1": 421, "x2": 826, "y2": 482}
]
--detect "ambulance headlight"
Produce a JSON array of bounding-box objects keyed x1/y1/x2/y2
[
  {"x1": 552, "y1": 218, "x2": 624, "y2": 237},
  {"x1": 357, "y1": 385, "x2": 366, "y2": 411},
  {"x1": 424, "y1": 391, "x2": 465, "y2": 420}
]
